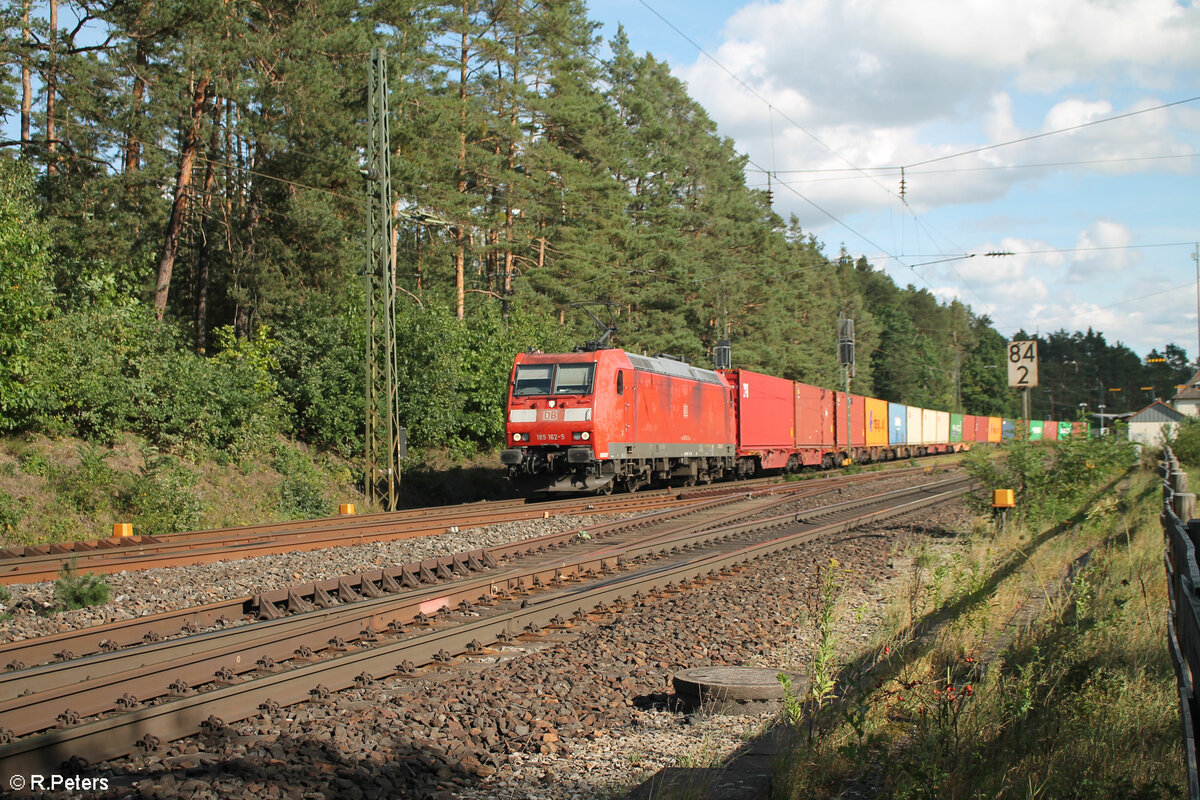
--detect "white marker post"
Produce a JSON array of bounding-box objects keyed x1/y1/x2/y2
[{"x1": 1007, "y1": 340, "x2": 1038, "y2": 425}]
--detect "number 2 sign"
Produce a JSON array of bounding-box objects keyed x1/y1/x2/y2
[{"x1": 1007, "y1": 340, "x2": 1038, "y2": 388}]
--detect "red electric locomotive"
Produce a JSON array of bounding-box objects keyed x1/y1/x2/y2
[{"x1": 500, "y1": 348, "x2": 736, "y2": 492}]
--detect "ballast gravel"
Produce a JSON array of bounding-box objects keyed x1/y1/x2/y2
[
  {"x1": 0, "y1": 513, "x2": 632, "y2": 644},
  {"x1": 3, "y1": 474, "x2": 974, "y2": 800}
]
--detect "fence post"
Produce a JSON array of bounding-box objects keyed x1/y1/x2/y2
[{"x1": 1177, "y1": 493, "x2": 1197, "y2": 523}]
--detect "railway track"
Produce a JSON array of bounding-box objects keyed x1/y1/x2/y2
[
  {"x1": 0, "y1": 470, "x2": 970, "y2": 776},
  {"x1": 0, "y1": 465, "x2": 939, "y2": 585},
  {"x1": 0, "y1": 467, "x2": 942, "y2": 671}
]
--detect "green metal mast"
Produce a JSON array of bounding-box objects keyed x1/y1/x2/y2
[{"x1": 365, "y1": 48, "x2": 403, "y2": 510}]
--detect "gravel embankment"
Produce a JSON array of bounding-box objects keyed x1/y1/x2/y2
[
  {"x1": 19, "y1": 499, "x2": 972, "y2": 800},
  {"x1": 4, "y1": 474, "x2": 972, "y2": 800},
  {"x1": 0, "y1": 514, "x2": 630, "y2": 643}
]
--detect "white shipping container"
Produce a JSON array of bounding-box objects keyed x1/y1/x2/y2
[
  {"x1": 907, "y1": 406, "x2": 923, "y2": 446},
  {"x1": 935, "y1": 411, "x2": 950, "y2": 445}
]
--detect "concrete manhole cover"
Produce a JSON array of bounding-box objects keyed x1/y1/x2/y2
[{"x1": 672, "y1": 666, "x2": 810, "y2": 709}]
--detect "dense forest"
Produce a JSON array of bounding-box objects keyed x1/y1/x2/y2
[{"x1": 0, "y1": 0, "x2": 1191, "y2": 469}]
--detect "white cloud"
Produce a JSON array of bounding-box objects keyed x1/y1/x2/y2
[
  {"x1": 661, "y1": 0, "x2": 1200, "y2": 358},
  {"x1": 1067, "y1": 220, "x2": 1137, "y2": 281}
]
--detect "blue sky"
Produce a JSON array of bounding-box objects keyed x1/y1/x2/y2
[{"x1": 587, "y1": 0, "x2": 1200, "y2": 362}]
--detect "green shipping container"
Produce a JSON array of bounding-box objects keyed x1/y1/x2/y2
[
  {"x1": 1029, "y1": 420, "x2": 1044, "y2": 441},
  {"x1": 950, "y1": 413, "x2": 964, "y2": 442},
  {"x1": 1058, "y1": 421, "x2": 1073, "y2": 439}
]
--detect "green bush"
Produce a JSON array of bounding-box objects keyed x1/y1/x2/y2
[
  {"x1": 0, "y1": 489, "x2": 20, "y2": 537},
  {"x1": 390, "y1": 303, "x2": 573, "y2": 453},
  {"x1": 274, "y1": 444, "x2": 329, "y2": 519},
  {"x1": 53, "y1": 559, "x2": 111, "y2": 610},
  {"x1": 58, "y1": 442, "x2": 113, "y2": 514},
  {"x1": 17, "y1": 450, "x2": 49, "y2": 476},
  {"x1": 272, "y1": 294, "x2": 365, "y2": 459},
  {"x1": 1170, "y1": 416, "x2": 1200, "y2": 467},
  {"x1": 964, "y1": 434, "x2": 1136, "y2": 525},
  {"x1": 0, "y1": 160, "x2": 54, "y2": 431},
  {"x1": 22, "y1": 304, "x2": 288, "y2": 459},
  {"x1": 117, "y1": 448, "x2": 203, "y2": 535}
]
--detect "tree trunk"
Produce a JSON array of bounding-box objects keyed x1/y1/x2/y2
[
  {"x1": 194, "y1": 104, "x2": 221, "y2": 353},
  {"x1": 154, "y1": 73, "x2": 212, "y2": 321},
  {"x1": 415, "y1": 224, "x2": 423, "y2": 292},
  {"x1": 454, "y1": 11, "x2": 468, "y2": 320},
  {"x1": 20, "y1": 0, "x2": 31, "y2": 156},
  {"x1": 124, "y1": 42, "x2": 147, "y2": 175},
  {"x1": 45, "y1": 0, "x2": 57, "y2": 175},
  {"x1": 503, "y1": 27, "x2": 519, "y2": 315}
]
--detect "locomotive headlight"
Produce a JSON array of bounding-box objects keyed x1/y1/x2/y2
[
  {"x1": 581, "y1": 431, "x2": 590, "y2": 440},
  {"x1": 548, "y1": 400, "x2": 557, "y2": 408}
]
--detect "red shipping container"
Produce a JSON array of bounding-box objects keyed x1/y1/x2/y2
[
  {"x1": 1042, "y1": 420, "x2": 1058, "y2": 441},
  {"x1": 972, "y1": 415, "x2": 989, "y2": 443},
  {"x1": 833, "y1": 392, "x2": 867, "y2": 448},
  {"x1": 725, "y1": 369, "x2": 795, "y2": 469},
  {"x1": 793, "y1": 383, "x2": 836, "y2": 467}
]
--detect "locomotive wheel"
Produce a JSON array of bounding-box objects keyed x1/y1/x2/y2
[{"x1": 599, "y1": 479, "x2": 614, "y2": 496}]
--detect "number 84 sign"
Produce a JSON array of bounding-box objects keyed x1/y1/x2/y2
[{"x1": 1007, "y1": 340, "x2": 1038, "y2": 388}]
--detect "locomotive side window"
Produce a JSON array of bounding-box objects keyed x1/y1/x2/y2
[
  {"x1": 513, "y1": 365, "x2": 553, "y2": 396},
  {"x1": 617, "y1": 371, "x2": 624, "y2": 395},
  {"x1": 553, "y1": 363, "x2": 595, "y2": 395}
]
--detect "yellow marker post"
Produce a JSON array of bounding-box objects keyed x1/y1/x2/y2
[
  {"x1": 113, "y1": 523, "x2": 133, "y2": 538},
  {"x1": 992, "y1": 489, "x2": 1015, "y2": 530},
  {"x1": 338, "y1": 504, "x2": 356, "y2": 516}
]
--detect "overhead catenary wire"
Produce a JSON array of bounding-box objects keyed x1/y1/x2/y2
[
  {"x1": 903, "y1": 95, "x2": 1200, "y2": 170},
  {"x1": 634, "y1": 0, "x2": 1200, "y2": 349},
  {"x1": 633, "y1": 0, "x2": 1019, "y2": 324},
  {"x1": 753, "y1": 151, "x2": 1199, "y2": 180}
]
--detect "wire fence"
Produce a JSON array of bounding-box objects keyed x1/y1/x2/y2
[{"x1": 1161, "y1": 445, "x2": 1200, "y2": 800}]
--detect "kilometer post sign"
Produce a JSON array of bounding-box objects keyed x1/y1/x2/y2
[{"x1": 1007, "y1": 340, "x2": 1038, "y2": 388}]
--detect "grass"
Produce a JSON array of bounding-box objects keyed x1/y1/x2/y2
[
  {"x1": 772, "y1": 458, "x2": 1184, "y2": 799},
  {"x1": 0, "y1": 433, "x2": 513, "y2": 548}
]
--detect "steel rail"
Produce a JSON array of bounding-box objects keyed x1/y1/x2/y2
[
  {"x1": 0, "y1": 476, "x2": 970, "y2": 775},
  {"x1": 0, "y1": 468, "x2": 934, "y2": 669},
  {"x1": 0, "y1": 487, "x2": 821, "y2": 737},
  {"x1": 0, "y1": 494, "x2": 695, "y2": 584},
  {"x1": 0, "y1": 465, "x2": 945, "y2": 584},
  {"x1": 0, "y1": 493, "x2": 738, "y2": 669}
]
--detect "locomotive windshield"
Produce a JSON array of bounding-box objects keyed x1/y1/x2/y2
[{"x1": 513, "y1": 362, "x2": 595, "y2": 396}]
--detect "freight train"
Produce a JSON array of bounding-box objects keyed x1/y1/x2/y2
[{"x1": 500, "y1": 346, "x2": 1081, "y2": 493}]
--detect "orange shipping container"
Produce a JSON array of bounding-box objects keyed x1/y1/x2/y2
[
  {"x1": 864, "y1": 397, "x2": 889, "y2": 447},
  {"x1": 987, "y1": 416, "x2": 1002, "y2": 443}
]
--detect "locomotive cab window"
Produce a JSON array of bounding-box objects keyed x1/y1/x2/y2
[
  {"x1": 512, "y1": 363, "x2": 595, "y2": 396},
  {"x1": 513, "y1": 364, "x2": 553, "y2": 396},
  {"x1": 553, "y1": 363, "x2": 595, "y2": 395}
]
